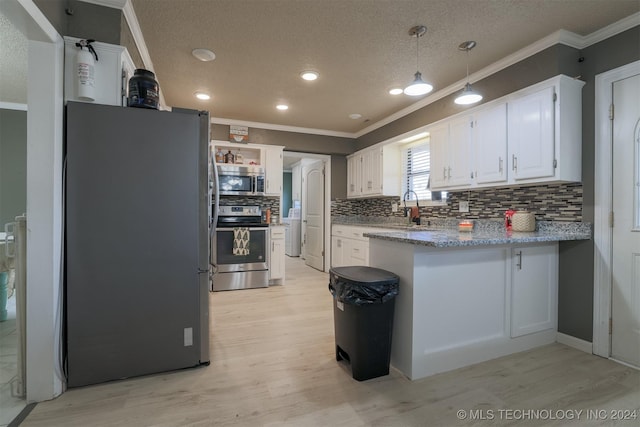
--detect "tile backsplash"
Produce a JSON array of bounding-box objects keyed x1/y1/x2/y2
[{"x1": 331, "y1": 183, "x2": 582, "y2": 222}]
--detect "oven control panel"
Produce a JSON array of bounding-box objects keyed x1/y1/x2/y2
[{"x1": 218, "y1": 205, "x2": 261, "y2": 216}]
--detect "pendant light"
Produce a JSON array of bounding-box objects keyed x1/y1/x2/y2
[
  {"x1": 404, "y1": 25, "x2": 433, "y2": 96},
  {"x1": 455, "y1": 41, "x2": 483, "y2": 105}
]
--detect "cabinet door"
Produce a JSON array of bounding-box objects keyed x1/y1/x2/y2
[
  {"x1": 347, "y1": 155, "x2": 362, "y2": 198},
  {"x1": 349, "y1": 239, "x2": 368, "y2": 266},
  {"x1": 428, "y1": 123, "x2": 449, "y2": 190},
  {"x1": 508, "y1": 87, "x2": 555, "y2": 181},
  {"x1": 511, "y1": 244, "x2": 558, "y2": 337},
  {"x1": 264, "y1": 147, "x2": 283, "y2": 195},
  {"x1": 448, "y1": 115, "x2": 473, "y2": 187},
  {"x1": 474, "y1": 103, "x2": 508, "y2": 185},
  {"x1": 270, "y1": 228, "x2": 286, "y2": 281},
  {"x1": 361, "y1": 147, "x2": 382, "y2": 196}
]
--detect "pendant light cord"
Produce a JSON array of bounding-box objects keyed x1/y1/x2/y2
[
  {"x1": 416, "y1": 33, "x2": 420, "y2": 71},
  {"x1": 466, "y1": 49, "x2": 470, "y2": 82}
]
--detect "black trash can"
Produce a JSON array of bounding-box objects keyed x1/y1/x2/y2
[{"x1": 328, "y1": 266, "x2": 399, "y2": 381}]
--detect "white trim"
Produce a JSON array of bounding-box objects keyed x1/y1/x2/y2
[
  {"x1": 77, "y1": 0, "x2": 127, "y2": 9},
  {"x1": 211, "y1": 117, "x2": 353, "y2": 139},
  {"x1": 583, "y1": 12, "x2": 640, "y2": 48},
  {"x1": 593, "y1": 60, "x2": 640, "y2": 358},
  {"x1": 0, "y1": 0, "x2": 66, "y2": 402},
  {"x1": 0, "y1": 102, "x2": 28, "y2": 111},
  {"x1": 556, "y1": 332, "x2": 593, "y2": 354},
  {"x1": 609, "y1": 357, "x2": 640, "y2": 371}
]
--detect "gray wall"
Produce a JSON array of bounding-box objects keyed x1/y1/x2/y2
[
  {"x1": 0, "y1": 109, "x2": 27, "y2": 227},
  {"x1": 212, "y1": 124, "x2": 354, "y2": 200}
]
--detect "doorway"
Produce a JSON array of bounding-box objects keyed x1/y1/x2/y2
[
  {"x1": 282, "y1": 152, "x2": 331, "y2": 272},
  {"x1": 593, "y1": 60, "x2": 640, "y2": 367}
]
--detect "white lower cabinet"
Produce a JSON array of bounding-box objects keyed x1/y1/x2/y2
[
  {"x1": 269, "y1": 226, "x2": 285, "y2": 284},
  {"x1": 510, "y1": 243, "x2": 558, "y2": 337},
  {"x1": 330, "y1": 225, "x2": 394, "y2": 267}
]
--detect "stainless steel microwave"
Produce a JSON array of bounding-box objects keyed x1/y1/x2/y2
[{"x1": 217, "y1": 165, "x2": 265, "y2": 195}]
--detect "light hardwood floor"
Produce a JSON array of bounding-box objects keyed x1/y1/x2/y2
[{"x1": 21, "y1": 257, "x2": 640, "y2": 426}]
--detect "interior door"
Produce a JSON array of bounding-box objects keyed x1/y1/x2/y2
[
  {"x1": 611, "y1": 73, "x2": 640, "y2": 367},
  {"x1": 303, "y1": 161, "x2": 324, "y2": 271}
]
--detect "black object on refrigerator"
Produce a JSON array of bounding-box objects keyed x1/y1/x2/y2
[{"x1": 65, "y1": 102, "x2": 211, "y2": 387}]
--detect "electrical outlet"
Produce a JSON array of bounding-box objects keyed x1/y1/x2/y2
[
  {"x1": 459, "y1": 201, "x2": 470, "y2": 213},
  {"x1": 391, "y1": 202, "x2": 398, "y2": 212}
]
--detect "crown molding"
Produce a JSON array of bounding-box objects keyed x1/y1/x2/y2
[
  {"x1": 77, "y1": 0, "x2": 127, "y2": 9},
  {"x1": 582, "y1": 11, "x2": 640, "y2": 48},
  {"x1": 211, "y1": 117, "x2": 354, "y2": 139}
]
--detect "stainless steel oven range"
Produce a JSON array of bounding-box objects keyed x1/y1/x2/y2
[{"x1": 211, "y1": 205, "x2": 269, "y2": 291}]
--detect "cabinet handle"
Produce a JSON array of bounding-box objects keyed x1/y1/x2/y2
[
  {"x1": 512, "y1": 155, "x2": 518, "y2": 173},
  {"x1": 337, "y1": 239, "x2": 341, "y2": 248},
  {"x1": 272, "y1": 242, "x2": 275, "y2": 251},
  {"x1": 443, "y1": 167, "x2": 447, "y2": 180},
  {"x1": 367, "y1": 180, "x2": 372, "y2": 189},
  {"x1": 447, "y1": 167, "x2": 452, "y2": 179},
  {"x1": 499, "y1": 157, "x2": 503, "y2": 174},
  {"x1": 516, "y1": 251, "x2": 522, "y2": 270}
]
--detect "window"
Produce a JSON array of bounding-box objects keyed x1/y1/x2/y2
[{"x1": 403, "y1": 142, "x2": 432, "y2": 200}]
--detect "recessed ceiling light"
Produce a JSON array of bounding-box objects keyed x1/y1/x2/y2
[
  {"x1": 349, "y1": 113, "x2": 362, "y2": 120},
  {"x1": 192, "y1": 48, "x2": 216, "y2": 62},
  {"x1": 389, "y1": 88, "x2": 403, "y2": 95},
  {"x1": 300, "y1": 71, "x2": 319, "y2": 81},
  {"x1": 194, "y1": 92, "x2": 210, "y2": 100},
  {"x1": 276, "y1": 104, "x2": 289, "y2": 111}
]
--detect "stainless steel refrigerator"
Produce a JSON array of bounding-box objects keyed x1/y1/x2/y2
[{"x1": 65, "y1": 101, "x2": 210, "y2": 388}]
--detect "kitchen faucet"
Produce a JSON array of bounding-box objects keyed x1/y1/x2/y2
[{"x1": 403, "y1": 190, "x2": 421, "y2": 226}]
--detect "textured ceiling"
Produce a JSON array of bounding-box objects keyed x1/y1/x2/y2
[
  {"x1": 130, "y1": 0, "x2": 638, "y2": 134},
  {"x1": 0, "y1": 10, "x2": 28, "y2": 104}
]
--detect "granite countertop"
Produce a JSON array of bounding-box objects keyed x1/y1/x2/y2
[{"x1": 332, "y1": 216, "x2": 591, "y2": 248}]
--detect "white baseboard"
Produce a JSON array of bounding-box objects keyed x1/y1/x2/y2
[{"x1": 556, "y1": 332, "x2": 593, "y2": 354}]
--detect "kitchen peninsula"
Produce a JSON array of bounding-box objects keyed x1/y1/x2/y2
[{"x1": 364, "y1": 222, "x2": 591, "y2": 380}]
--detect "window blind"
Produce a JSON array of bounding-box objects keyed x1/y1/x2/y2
[{"x1": 404, "y1": 143, "x2": 431, "y2": 201}]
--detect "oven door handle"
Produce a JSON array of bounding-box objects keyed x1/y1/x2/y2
[{"x1": 215, "y1": 227, "x2": 269, "y2": 232}]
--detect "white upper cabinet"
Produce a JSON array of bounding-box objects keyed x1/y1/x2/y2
[
  {"x1": 506, "y1": 75, "x2": 584, "y2": 185},
  {"x1": 428, "y1": 123, "x2": 449, "y2": 189},
  {"x1": 429, "y1": 116, "x2": 472, "y2": 190},
  {"x1": 64, "y1": 36, "x2": 135, "y2": 107},
  {"x1": 347, "y1": 154, "x2": 362, "y2": 197},
  {"x1": 474, "y1": 103, "x2": 508, "y2": 185},
  {"x1": 263, "y1": 146, "x2": 283, "y2": 195},
  {"x1": 361, "y1": 147, "x2": 381, "y2": 196},
  {"x1": 347, "y1": 145, "x2": 400, "y2": 199},
  {"x1": 448, "y1": 115, "x2": 473, "y2": 187},
  {"x1": 430, "y1": 74, "x2": 584, "y2": 191},
  {"x1": 508, "y1": 86, "x2": 555, "y2": 181}
]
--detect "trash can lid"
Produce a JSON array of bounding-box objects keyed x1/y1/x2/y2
[{"x1": 330, "y1": 266, "x2": 399, "y2": 284}]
